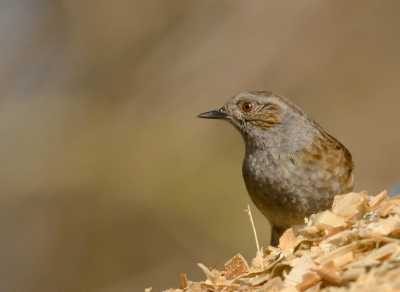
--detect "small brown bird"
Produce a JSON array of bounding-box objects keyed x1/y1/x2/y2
[{"x1": 198, "y1": 91, "x2": 354, "y2": 246}]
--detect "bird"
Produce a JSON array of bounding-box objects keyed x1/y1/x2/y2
[{"x1": 198, "y1": 91, "x2": 354, "y2": 246}]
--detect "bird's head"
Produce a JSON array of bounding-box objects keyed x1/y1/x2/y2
[{"x1": 198, "y1": 92, "x2": 305, "y2": 142}]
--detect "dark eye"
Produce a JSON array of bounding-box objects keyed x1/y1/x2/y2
[{"x1": 242, "y1": 102, "x2": 253, "y2": 112}]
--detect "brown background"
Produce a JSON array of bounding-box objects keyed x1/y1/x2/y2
[{"x1": 1, "y1": 1, "x2": 400, "y2": 291}]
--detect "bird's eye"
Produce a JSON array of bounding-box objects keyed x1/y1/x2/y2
[{"x1": 242, "y1": 102, "x2": 253, "y2": 112}]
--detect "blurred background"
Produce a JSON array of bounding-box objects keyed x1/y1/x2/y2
[{"x1": 1, "y1": 0, "x2": 400, "y2": 291}]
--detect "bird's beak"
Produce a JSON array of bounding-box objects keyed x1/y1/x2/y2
[{"x1": 197, "y1": 108, "x2": 228, "y2": 119}]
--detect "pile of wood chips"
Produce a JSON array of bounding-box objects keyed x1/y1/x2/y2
[{"x1": 158, "y1": 190, "x2": 400, "y2": 292}]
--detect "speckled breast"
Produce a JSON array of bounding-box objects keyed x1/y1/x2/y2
[{"x1": 242, "y1": 152, "x2": 338, "y2": 226}]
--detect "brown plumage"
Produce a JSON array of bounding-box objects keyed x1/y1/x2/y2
[{"x1": 198, "y1": 91, "x2": 354, "y2": 246}]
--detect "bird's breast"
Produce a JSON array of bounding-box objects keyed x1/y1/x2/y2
[
  {"x1": 241, "y1": 149, "x2": 344, "y2": 226},
  {"x1": 242, "y1": 151, "x2": 309, "y2": 224}
]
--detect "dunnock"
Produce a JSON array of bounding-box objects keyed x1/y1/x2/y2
[{"x1": 198, "y1": 91, "x2": 354, "y2": 246}]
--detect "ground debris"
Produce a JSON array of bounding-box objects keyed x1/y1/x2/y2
[{"x1": 161, "y1": 191, "x2": 400, "y2": 292}]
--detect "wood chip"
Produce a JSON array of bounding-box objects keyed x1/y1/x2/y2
[
  {"x1": 295, "y1": 273, "x2": 321, "y2": 291},
  {"x1": 258, "y1": 276, "x2": 285, "y2": 292},
  {"x1": 332, "y1": 191, "x2": 367, "y2": 220},
  {"x1": 248, "y1": 272, "x2": 271, "y2": 286},
  {"x1": 313, "y1": 211, "x2": 347, "y2": 230},
  {"x1": 332, "y1": 251, "x2": 353, "y2": 267},
  {"x1": 284, "y1": 254, "x2": 316, "y2": 287},
  {"x1": 224, "y1": 253, "x2": 249, "y2": 279},
  {"x1": 318, "y1": 229, "x2": 354, "y2": 246},
  {"x1": 316, "y1": 262, "x2": 343, "y2": 286},
  {"x1": 342, "y1": 267, "x2": 365, "y2": 282},
  {"x1": 357, "y1": 242, "x2": 399, "y2": 264},
  {"x1": 280, "y1": 287, "x2": 300, "y2": 292},
  {"x1": 314, "y1": 242, "x2": 356, "y2": 265},
  {"x1": 369, "y1": 190, "x2": 387, "y2": 209},
  {"x1": 280, "y1": 228, "x2": 304, "y2": 254},
  {"x1": 359, "y1": 215, "x2": 400, "y2": 237},
  {"x1": 197, "y1": 263, "x2": 226, "y2": 285},
  {"x1": 164, "y1": 190, "x2": 400, "y2": 292},
  {"x1": 185, "y1": 282, "x2": 202, "y2": 292},
  {"x1": 180, "y1": 274, "x2": 188, "y2": 289}
]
